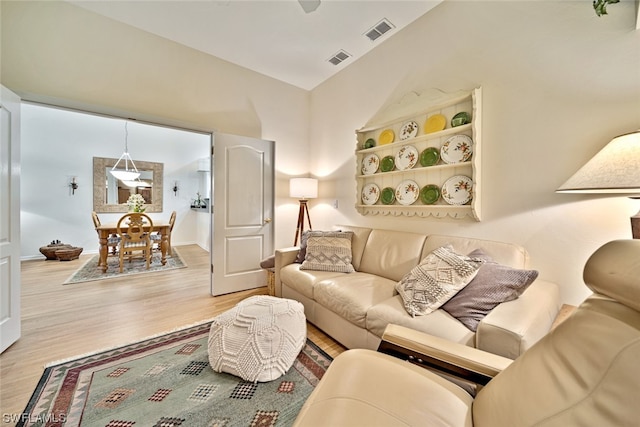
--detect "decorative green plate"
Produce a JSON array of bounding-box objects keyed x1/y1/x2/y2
[
  {"x1": 420, "y1": 184, "x2": 440, "y2": 205},
  {"x1": 420, "y1": 147, "x2": 440, "y2": 167},
  {"x1": 451, "y1": 112, "x2": 471, "y2": 127},
  {"x1": 380, "y1": 155, "x2": 395, "y2": 172},
  {"x1": 381, "y1": 187, "x2": 396, "y2": 205},
  {"x1": 364, "y1": 138, "x2": 376, "y2": 149}
]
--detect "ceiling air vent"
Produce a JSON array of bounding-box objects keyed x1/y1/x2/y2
[
  {"x1": 328, "y1": 50, "x2": 351, "y2": 66},
  {"x1": 364, "y1": 18, "x2": 395, "y2": 41}
]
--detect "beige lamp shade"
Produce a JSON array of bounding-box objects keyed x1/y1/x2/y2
[
  {"x1": 290, "y1": 178, "x2": 318, "y2": 199},
  {"x1": 557, "y1": 131, "x2": 640, "y2": 194}
]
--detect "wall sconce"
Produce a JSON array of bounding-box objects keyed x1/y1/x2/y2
[
  {"x1": 173, "y1": 181, "x2": 179, "y2": 196},
  {"x1": 69, "y1": 177, "x2": 78, "y2": 195}
]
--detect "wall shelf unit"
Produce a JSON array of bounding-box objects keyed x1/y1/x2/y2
[{"x1": 355, "y1": 87, "x2": 482, "y2": 220}]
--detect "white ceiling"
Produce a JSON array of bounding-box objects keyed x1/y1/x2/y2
[{"x1": 70, "y1": 0, "x2": 443, "y2": 90}]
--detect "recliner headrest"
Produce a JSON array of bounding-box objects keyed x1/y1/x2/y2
[{"x1": 583, "y1": 239, "x2": 640, "y2": 312}]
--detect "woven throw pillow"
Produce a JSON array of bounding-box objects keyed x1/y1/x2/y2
[
  {"x1": 295, "y1": 229, "x2": 345, "y2": 263},
  {"x1": 396, "y1": 245, "x2": 484, "y2": 317},
  {"x1": 300, "y1": 231, "x2": 355, "y2": 273},
  {"x1": 442, "y1": 248, "x2": 539, "y2": 331}
]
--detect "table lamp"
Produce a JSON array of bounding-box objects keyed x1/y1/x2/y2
[
  {"x1": 557, "y1": 130, "x2": 640, "y2": 238},
  {"x1": 290, "y1": 178, "x2": 318, "y2": 246}
]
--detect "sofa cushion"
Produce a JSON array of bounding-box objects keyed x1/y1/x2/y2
[
  {"x1": 442, "y1": 249, "x2": 539, "y2": 332},
  {"x1": 313, "y1": 273, "x2": 397, "y2": 328},
  {"x1": 366, "y1": 295, "x2": 475, "y2": 345},
  {"x1": 358, "y1": 229, "x2": 427, "y2": 281},
  {"x1": 293, "y1": 349, "x2": 474, "y2": 427},
  {"x1": 300, "y1": 231, "x2": 355, "y2": 273},
  {"x1": 280, "y1": 263, "x2": 345, "y2": 300},
  {"x1": 422, "y1": 234, "x2": 529, "y2": 269},
  {"x1": 333, "y1": 225, "x2": 372, "y2": 271},
  {"x1": 396, "y1": 246, "x2": 484, "y2": 316}
]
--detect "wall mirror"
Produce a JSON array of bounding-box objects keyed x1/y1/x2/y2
[{"x1": 93, "y1": 157, "x2": 164, "y2": 213}]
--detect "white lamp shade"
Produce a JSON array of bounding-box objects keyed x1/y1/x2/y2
[
  {"x1": 110, "y1": 169, "x2": 140, "y2": 181},
  {"x1": 290, "y1": 178, "x2": 318, "y2": 199},
  {"x1": 557, "y1": 131, "x2": 640, "y2": 194},
  {"x1": 122, "y1": 180, "x2": 151, "y2": 188}
]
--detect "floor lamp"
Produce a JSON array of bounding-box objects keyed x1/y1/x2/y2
[
  {"x1": 557, "y1": 130, "x2": 640, "y2": 238},
  {"x1": 290, "y1": 178, "x2": 318, "y2": 246}
]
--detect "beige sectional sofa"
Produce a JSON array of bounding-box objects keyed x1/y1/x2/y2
[{"x1": 274, "y1": 225, "x2": 561, "y2": 359}]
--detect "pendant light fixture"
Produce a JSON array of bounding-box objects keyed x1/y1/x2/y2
[{"x1": 110, "y1": 121, "x2": 141, "y2": 181}]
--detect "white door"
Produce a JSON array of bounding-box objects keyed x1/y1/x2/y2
[
  {"x1": 211, "y1": 133, "x2": 274, "y2": 296},
  {"x1": 1, "y1": 86, "x2": 21, "y2": 353}
]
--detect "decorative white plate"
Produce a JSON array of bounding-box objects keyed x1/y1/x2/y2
[
  {"x1": 395, "y1": 145, "x2": 418, "y2": 171},
  {"x1": 395, "y1": 180, "x2": 420, "y2": 205},
  {"x1": 362, "y1": 183, "x2": 380, "y2": 205},
  {"x1": 441, "y1": 175, "x2": 473, "y2": 205},
  {"x1": 399, "y1": 121, "x2": 419, "y2": 140},
  {"x1": 441, "y1": 135, "x2": 473, "y2": 164},
  {"x1": 361, "y1": 153, "x2": 380, "y2": 175}
]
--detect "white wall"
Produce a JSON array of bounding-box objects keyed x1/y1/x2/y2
[
  {"x1": 1, "y1": 0, "x2": 311, "y2": 253},
  {"x1": 3, "y1": 1, "x2": 639, "y2": 305},
  {"x1": 20, "y1": 103, "x2": 210, "y2": 258},
  {"x1": 308, "y1": 1, "x2": 640, "y2": 305}
]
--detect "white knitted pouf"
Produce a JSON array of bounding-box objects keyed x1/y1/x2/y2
[{"x1": 207, "y1": 295, "x2": 307, "y2": 382}]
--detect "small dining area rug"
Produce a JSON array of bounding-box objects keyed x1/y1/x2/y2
[
  {"x1": 63, "y1": 248, "x2": 187, "y2": 285},
  {"x1": 19, "y1": 321, "x2": 332, "y2": 427}
]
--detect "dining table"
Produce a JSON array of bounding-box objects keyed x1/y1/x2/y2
[{"x1": 96, "y1": 221, "x2": 171, "y2": 273}]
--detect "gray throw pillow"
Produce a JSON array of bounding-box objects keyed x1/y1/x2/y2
[
  {"x1": 396, "y1": 245, "x2": 484, "y2": 317},
  {"x1": 442, "y1": 248, "x2": 539, "y2": 331},
  {"x1": 295, "y1": 230, "x2": 312, "y2": 263},
  {"x1": 299, "y1": 231, "x2": 355, "y2": 273}
]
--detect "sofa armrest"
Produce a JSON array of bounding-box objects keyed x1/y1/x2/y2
[
  {"x1": 476, "y1": 279, "x2": 560, "y2": 359},
  {"x1": 274, "y1": 246, "x2": 299, "y2": 297},
  {"x1": 378, "y1": 324, "x2": 512, "y2": 386}
]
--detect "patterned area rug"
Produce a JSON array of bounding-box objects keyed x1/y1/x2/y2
[
  {"x1": 19, "y1": 321, "x2": 332, "y2": 427},
  {"x1": 63, "y1": 248, "x2": 187, "y2": 285}
]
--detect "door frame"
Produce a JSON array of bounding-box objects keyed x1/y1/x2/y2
[{"x1": 1, "y1": 85, "x2": 22, "y2": 353}]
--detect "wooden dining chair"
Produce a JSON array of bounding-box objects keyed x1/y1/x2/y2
[
  {"x1": 151, "y1": 210, "x2": 176, "y2": 256},
  {"x1": 116, "y1": 213, "x2": 154, "y2": 272},
  {"x1": 92, "y1": 211, "x2": 120, "y2": 266}
]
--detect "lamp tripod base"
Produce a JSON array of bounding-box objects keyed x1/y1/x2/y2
[{"x1": 294, "y1": 199, "x2": 312, "y2": 246}]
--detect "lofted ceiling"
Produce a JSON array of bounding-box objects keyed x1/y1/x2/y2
[{"x1": 69, "y1": 0, "x2": 443, "y2": 90}]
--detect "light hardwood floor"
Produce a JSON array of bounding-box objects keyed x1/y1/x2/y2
[{"x1": 0, "y1": 245, "x2": 345, "y2": 420}]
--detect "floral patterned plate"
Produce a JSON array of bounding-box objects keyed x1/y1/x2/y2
[
  {"x1": 399, "y1": 121, "x2": 419, "y2": 140},
  {"x1": 441, "y1": 135, "x2": 473, "y2": 164},
  {"x1": 441, "y1": 175, "x2": 473, "y2": 205},
  {"x1": 395, "y1": 180, "x2": 420, "y2": 205},
  {"x1": 361, "y1": 153, "x2": 380, "y2": 175},
  {"x1": 395, "y1": 145, "x2": 418, "y2": 171},
  {"x1": 362, "y1": 183, "x2": 380, "y2": 205}
]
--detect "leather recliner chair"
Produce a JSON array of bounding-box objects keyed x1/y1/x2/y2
[{"x1": 293, "y1": 239, "x2": 640, "y2": 426}]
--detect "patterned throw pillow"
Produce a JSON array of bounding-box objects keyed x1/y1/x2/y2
[
  {"x1": 300, "y1": 231, "x2": 355, "y2": 273},
  {"x1": 396, "y1": 245, "x2": 484, "y2": 317},
  {"x1": 442, "y1": 248, "x2": 539, "y2": 331}
]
